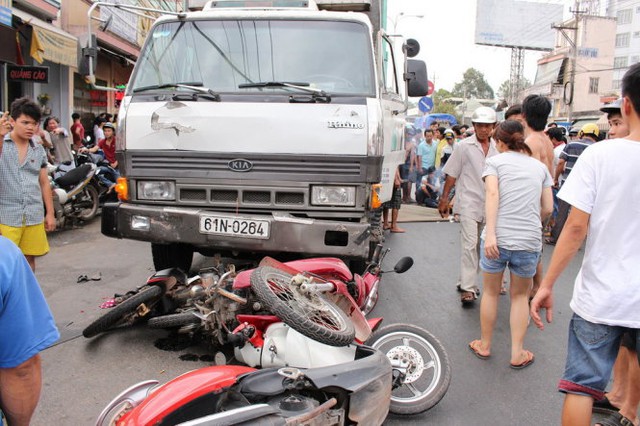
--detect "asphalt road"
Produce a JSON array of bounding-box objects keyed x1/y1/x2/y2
[{"x1": 32, "y1": 218, "x2": 592, "y2": 425}]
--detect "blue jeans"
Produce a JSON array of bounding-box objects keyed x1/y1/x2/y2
[
  {"x1": 559, "y1": 313, "x2": 640, "y2": 400},
  {"x1": 479, "y1": 241, "x2": 540, "y2": 278},
  {"x1": 96, "y1": 166, "x2": 119, "y2": 187}
]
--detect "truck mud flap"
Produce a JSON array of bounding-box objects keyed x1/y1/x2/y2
[{"x1": 101, "y1": 202, "x2": 120, "y2": 237}]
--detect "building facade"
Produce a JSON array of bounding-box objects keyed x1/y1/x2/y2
[
  {"x1": 607, "y1": 0, "x2": 640, "y2": 92},
  {"x1": 0, "y1": 0, "x2": 177, "y2": 130},
  {"x1": 525, "y1": 14, "x2": 616, "y2": 124}
]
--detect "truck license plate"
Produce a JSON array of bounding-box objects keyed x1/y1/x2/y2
[{"x1": 199, "y1": 215, "x2": 270, "y2": 239}]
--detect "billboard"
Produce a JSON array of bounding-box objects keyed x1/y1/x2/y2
[{"x1": 475, "y1": 0, "x2": 564, "y2": 51}]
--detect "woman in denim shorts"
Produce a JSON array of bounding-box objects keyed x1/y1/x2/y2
[{"x1": 468, "y1": 120, "x2": 553, "y2": 369}]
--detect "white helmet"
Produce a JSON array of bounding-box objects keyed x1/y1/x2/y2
[{"x1": 471, "y1": 106, "x2": 497, "y2": 124}]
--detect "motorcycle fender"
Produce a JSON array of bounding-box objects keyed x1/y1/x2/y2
[
  {"x1": 118, "y1": 365, "x2": 255, "y2": 426},
  {"x1": 367, "y1": 318, "x2": 384, "y2": 333}
]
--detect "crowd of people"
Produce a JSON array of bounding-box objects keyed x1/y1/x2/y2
[{"x1": 1, "y1": 63, "x2": 640, "y2": 424}]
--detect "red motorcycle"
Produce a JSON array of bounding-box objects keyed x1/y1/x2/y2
[
  {"x1": 88, "y1": 249, "x2": 451, "y2": 420},
  {"x1": 96, "y1": 345, "x2": 393, "y2": 426}
]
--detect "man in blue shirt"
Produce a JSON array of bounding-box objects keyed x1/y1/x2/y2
[
  {"x1": 417, "y1": 129, "x2": 437, "y2": 186},
  {"x1": 0, "y1": 236, "x2": 59, "y2": 425}
]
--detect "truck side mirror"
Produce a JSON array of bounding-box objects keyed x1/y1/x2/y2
[
  {"x1": 405, "y1": 59, "x2": 428, "y2": 97},
  {"x1": 403, "y1": 39, "x2": 420, "y2": 58}
]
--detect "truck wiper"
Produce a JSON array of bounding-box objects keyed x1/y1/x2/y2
[
  {"x1": 239, "y1": 81, "x2": 327, "y2": 95},
  {"x1": 133, "y1": 82, "x2": 221, "y2": 101}
]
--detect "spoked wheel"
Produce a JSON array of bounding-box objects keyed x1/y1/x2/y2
[
  {"x1": 77, "y1": 185, "x2": 99, "y2": 221},
  {"x1": 82, "y1": 286, "x2": 163, "y2": 338},
  {"x1": 366, "y1": 323, "x2": 451, "y2": 415},
  {"x1": 148, "y1": 311, "x2": 200, "y2": 329},
  {"x1": 250, "y1": 266, "x2": 355, "y2": 346}
]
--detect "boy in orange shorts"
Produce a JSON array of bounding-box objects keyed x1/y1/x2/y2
[{"x1": 0, "y1": 98, "x2": 56, "y2": 271}]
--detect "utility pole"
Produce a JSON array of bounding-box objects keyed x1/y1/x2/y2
[{"x1": 553, "y1": 1, "x2": 587, "y2": 122}]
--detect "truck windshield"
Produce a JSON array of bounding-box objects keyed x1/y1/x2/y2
[{"x1": 130, "y1": 19, "x2": 375, "y2": 96}]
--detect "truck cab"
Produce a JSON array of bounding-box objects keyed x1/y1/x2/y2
[{"x1": 99, "y1": 0, "x2": 428, "y2": 272}]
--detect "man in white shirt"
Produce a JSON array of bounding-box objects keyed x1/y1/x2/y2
[{"x1": 531, "y1": 63, "x2": 640, "y2": 426}]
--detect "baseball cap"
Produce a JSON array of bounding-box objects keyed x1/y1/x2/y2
[
  {"x1": 580, "y1": 123, "x2": 599, "y2": 137},
  {"x1": 600, "y1": 98, "x2": 623, "y2": 114},
  {"x1": 103, "y1": 122, "x2": 115, "y2": 130}
]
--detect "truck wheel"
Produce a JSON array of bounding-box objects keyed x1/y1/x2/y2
[{"x1": 151, "y1": 243, "x2": 193, "y2": 273}]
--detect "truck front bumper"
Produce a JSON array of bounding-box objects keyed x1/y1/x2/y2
[{"x1": 101, "y1": 203, "x2": 371, "y2": 259}]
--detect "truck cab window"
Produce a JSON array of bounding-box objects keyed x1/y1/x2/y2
[
  {"x1": 381, "y1": 36, "x2": 399, "y2": 94},
  {"x1": 130, "y1": 19, "x2": 376, "y2": 97}
]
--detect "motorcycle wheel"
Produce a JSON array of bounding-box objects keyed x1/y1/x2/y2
[
  {"x1": 250, "y1": 266, "x2": 355, "y2": 347},
  {"x1": 148, "y1": 312, "x2": 200, "y2": 329},
  {"x1": 151, "y1": 243, "x2": 193, "y2": 273},
  {"x1": 82, "y1": 286, "x2": 163, "y2": 338},
  {"x1": 77, "y1": 185, "x2": 99, "y2": 221},
  {"x1": 366, "y1": 323, "x2": 451, "y2": 415}
]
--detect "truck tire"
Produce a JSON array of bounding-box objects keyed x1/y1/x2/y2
[{"x1": 152, "y1": 243, "x2": 193, "y2": 273}]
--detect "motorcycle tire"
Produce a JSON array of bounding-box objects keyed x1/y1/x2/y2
[
  {"x1": 366, "y1": 323, "x2": 451, "y2": 415},
  {"x1": 148, "y1": 312, "x2": 200, "y2": 329},
  {"x1": 76, "y1": 184, "x2": 99, "y2": 221},
  {"x1": 151, "y1": 243, "x2": 193, "y2": 274},
  {"x1": 250, "y1": 266, "x2": 355, "y2": 347},
  {"x1": 82, "y1": 286, "x2": 163, "y2": 338}
]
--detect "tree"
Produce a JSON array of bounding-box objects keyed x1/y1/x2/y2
[
  {"x1": 497, "y1": 78, "x2": 532, "y2": 103},
  {"x1": 452, "y1": 68, "x2": 495, "y2": 100},
  {"x1": 431, "y1": 88, "x2": 460, "y2": 119}
]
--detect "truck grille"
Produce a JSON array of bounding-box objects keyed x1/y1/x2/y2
[{"x1": 178, "y1": 188, "x2": 306, "y2": 207}]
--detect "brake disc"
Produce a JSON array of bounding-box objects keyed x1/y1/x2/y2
[{"x1": 386, "y1": 345, "x2": 425, "y2": 383}]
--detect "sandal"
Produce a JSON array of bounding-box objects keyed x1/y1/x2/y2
[
  {"x1": 593, "y1": 396, "x2": 620, "y2": 413},
  {"x1": 510, "y1": 350, "x2": 535, "y2": 370},
  {"x1": 594, "y1": 412, "x2": 636, "y2": 426},
  {"x1": 461, "y1": 291, "x2": 476, "y2": 306},
  {"x1": 468, "y1": 339, "x2": 490, "y2": 359}
]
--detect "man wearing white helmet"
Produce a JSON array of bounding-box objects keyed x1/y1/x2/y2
[{"x1": 439, "y1": 106, "x2": 498, "y2": 306}]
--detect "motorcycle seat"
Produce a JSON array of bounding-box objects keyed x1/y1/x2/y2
[
  {"x1": 54, "y1": 163, "x2": 93, "y2": 190},
  {"x1": 237, "y1": 368, "x2": 286, "y2": 396}
]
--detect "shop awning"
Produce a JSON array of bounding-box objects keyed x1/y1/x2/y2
[{"x1": 12, "y1": 8, "x2": 77, "y2": 68}]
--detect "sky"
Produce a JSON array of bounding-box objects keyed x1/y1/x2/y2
[{"x1": 385, "y1": 0, "x2": 573, "y2": 96}]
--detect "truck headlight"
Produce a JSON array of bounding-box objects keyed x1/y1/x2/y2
[
  {"x1": 311, "y1": 186, "x2": 356, "y2": 206},
  {"x1": 137, "y1": 181, "x2": 175, "y2": 200}
]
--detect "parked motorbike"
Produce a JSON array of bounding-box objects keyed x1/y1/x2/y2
[
  {"x1": 48, "y1": 161, "x2": 100, "y2": 228},
  {"x1": 75, "y1": 151, "x2": 118, "y2": 206},
  {"x1": 96, "y1": 345, "x2": 392, "y2": 426}
]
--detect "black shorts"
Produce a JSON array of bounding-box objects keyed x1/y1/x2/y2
[
  {"x1": 621, "y1": 330, "x2": 636, "y2": 350},
  {"x1": 383, "y1": 187, "x2": 402, "y2": 210}
]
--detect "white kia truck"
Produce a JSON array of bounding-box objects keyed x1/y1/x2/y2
[{"x1": 100, "y1": 0, "x2": 427, "y2": 272}]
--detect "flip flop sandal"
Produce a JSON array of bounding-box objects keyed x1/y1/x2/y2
[
  {"x1": 594, "y1": 412, "x2": 636, "y2": 426},
  {"x1": 468, "y1": 340, "x2": 490, "y2": 360},
  {"x1": 461, "y1": 291, "x2": 476, "y2": 306},
  {"x1": 510, "y1": 351, "x2": 535, "y2": 370},
  {"x1": 593, "y1": 396, "x2": 620, "y2": 413}
]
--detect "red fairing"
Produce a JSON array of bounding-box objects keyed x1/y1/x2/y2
[
  {"x1": 233, "y1": 269, "x2": 253, "y2": 289},
  {"x1": 284, "y1": 258, "x2": 353, "y2": 282},
  {"x1": 117, "y1": 365, "x2": 255, "y2": 426}
]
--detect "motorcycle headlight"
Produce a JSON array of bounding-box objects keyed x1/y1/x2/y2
[
  {"x1": 137, "y1": 181, "x2": 176, "y2": 200},
  {"x1": 311, "y1": 186, "x2": 356, "y2": 206}
]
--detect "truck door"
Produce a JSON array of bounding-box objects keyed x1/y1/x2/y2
[{"x1": 378, "y1": 34, "x2": 405, "y2": 202}]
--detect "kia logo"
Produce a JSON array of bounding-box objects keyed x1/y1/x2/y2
[{"x1": 228, "y1": 159, "x2": 253, "y2": 172}]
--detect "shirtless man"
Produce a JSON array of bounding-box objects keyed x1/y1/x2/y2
[
  {"x1": 521, "y1": 95, "x2": 555, "y2": 295},
  {"x1": 522, "y1": 95, "x2": 554, "y2": 175}
]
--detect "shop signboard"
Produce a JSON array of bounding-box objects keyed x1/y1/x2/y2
[
  {"x1": 7, "y1": 65, "x2": 49, "y2": 83},
  {"x1": 0, "y1": 0, "x2": 11, "y2": 27}
]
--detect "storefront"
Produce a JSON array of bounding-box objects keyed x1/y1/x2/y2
[{"x1": 2, "y1": 7, "x2": 77, "y2": 128}]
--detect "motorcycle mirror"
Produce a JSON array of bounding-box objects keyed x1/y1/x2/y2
[{"x1": 393, "y1": 257, "x2": 414, "y2": 274}]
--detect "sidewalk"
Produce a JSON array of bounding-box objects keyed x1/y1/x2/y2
[{"x1": 396, "y1": 203, "x2": 448, "y2": 223}]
